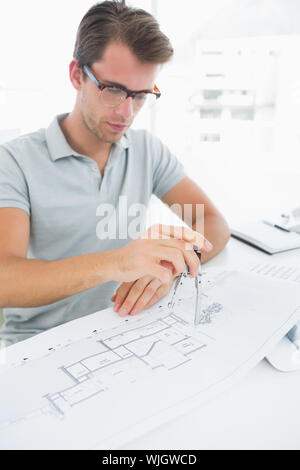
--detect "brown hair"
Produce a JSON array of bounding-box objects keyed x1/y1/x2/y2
[{"x1": 73, "y1": 0, "x2": 173, "y2": 70}]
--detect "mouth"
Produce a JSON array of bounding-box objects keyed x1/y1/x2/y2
[{"x1": 107, "y1": 122, "x2": 128, "y2": 132}]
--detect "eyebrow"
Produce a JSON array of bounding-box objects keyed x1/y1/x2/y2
[{"x1": 101, "y1": 78, "x2": 153, "y2": 94}]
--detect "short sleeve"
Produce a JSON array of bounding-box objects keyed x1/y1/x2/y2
[
  {"x1": 151, "y1": 135, "x2": 186, "y2": 199},
  {"x1": 0, "y1": 146, "x2": 30, "y2": 215}
]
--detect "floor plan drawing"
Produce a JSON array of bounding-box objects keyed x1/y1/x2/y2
[
  {"x1": 1, "y1": 268, "x2": 300, "y2": 449},
  {"x1": 43, "y1": 312, "x2": 208, "y2": 417}
]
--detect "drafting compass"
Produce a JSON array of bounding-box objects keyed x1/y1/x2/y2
[{"x1": 168, "y1": 248, "x2": 202, "y2": 326}]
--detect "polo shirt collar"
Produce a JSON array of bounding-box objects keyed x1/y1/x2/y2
[
  {"x1": 46, "y1": 113, "x2": 80, "y2": 161},
  {"x1": 46, "y1": 113, "x2": 130, "y2": 161},
  {"x1": 116, "y1": 132, "x2": 130, "y2": 150}
]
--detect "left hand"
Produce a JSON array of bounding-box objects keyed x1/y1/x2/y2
[{"x1": 111, "y1": 264, "x2": 175, "y2": 317}]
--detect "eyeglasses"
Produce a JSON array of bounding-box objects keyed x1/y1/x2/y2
[{"x1": 82, "y1": 65, "x2": 161, "y2": 109}]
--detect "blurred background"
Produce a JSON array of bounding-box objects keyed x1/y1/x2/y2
[{"x1": 0, "y1": 0, "x2": 299, "y2": 227}]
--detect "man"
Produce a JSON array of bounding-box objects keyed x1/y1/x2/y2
[{"x1": 0, "y1": 0, "x2": 230, "y2": 347}]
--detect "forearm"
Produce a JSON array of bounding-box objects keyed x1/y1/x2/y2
[
  {"x1": 0, "y1": 250, "x2": 117, "y2": 308},
  {"x1": 193, "y1": 213, "x2": 230, "y2": 264}
]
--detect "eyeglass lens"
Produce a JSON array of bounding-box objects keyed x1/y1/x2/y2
[{"x1": 100, "y1": 87, "x2": 156, "y2": 108}]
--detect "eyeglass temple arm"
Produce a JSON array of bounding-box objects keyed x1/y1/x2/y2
[{"x1": 82, "y1": 65, "x2": 101, "y2": 88}]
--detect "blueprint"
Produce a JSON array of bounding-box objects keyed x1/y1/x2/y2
[
  {"x1": 249, "y1": 262, "x2": 300, "y2": 283},
  {"x1": 1, "y1": 268, "x2": 300, "y2": 449}
]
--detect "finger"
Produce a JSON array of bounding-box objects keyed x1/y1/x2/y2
[
  {"x1": 177, "y1": 226, "x2": 213, "y2": 252},
  {"x1": 149, "y1": 236, "x2": 195, "y2": 259},
  {"x1": 111, "y1": 294, "x2": 116, "y2": 301},
  {"x1": 152, "y1": 242, "x2": 201, "y2": 277},
  {"x1": 151, "y1": 245, "x2": 187, "y2": 276},
  {"x1": 118, "y1": 276, "x2": 155, "y2": 317},
  {"x1": 113, "y1": 281, "x2": 134, "y2": 312},
  {"x1": 143, "y1": 224, "x2": 213, "y2": 252},
  {"x1": 144, "y1": 284, "x2": 171, "y2": 310},
  {"x1": 160, "y1": 259, "x2": 177, "y2": 276},
  {"x1": 180, "y1": 247, "x2": 201, "y2": 277},
  {"x1": 130, "y1": 278, "x2": 162, "y2": 315},
  {"x1": 158, "y1": 240, "x2": 195, "y2": 265},
  {"x1": 148, "y1": 263, "x2": 173, "y2": 284}
]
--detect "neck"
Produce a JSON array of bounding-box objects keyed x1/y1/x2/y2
[{"x1": 59, "y1": 108, "x2": 112, "y2": 160}]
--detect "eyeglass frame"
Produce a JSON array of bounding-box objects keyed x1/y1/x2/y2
[{"x1": 82, "y1": 65, "x2": 161, "y2": 106}]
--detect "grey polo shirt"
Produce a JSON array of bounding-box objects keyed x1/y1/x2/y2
[{"x1": 0, "y1": 113, "x2": 185, "y2": 346}]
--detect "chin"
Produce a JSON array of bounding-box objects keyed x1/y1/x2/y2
[
  {"x1": 106, "y1": 128, "x2": 126, "y2": 139},
  {"x1": 100, "y1": 133, "x2": 122, "y2": 144}
]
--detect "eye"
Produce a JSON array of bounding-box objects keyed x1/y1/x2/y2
[
  {"x1": 106, "y1": 86, "x2": 125, "y2": 96},
  {"x1": 134, "y1": 93, "x2": 147, "y2": 101}
]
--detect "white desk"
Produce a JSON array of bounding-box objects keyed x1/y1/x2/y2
[{"x1": 121, "y1": 237, "x2": 300, "y2": 450}]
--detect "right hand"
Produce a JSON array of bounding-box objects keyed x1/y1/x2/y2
[{"x1": 108, "y1": 224, "x2": 213, "y2": 284}]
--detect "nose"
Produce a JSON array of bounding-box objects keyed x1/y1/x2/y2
[{"x1": 115, "y1": 97, "x2": 134, "y2": 119}]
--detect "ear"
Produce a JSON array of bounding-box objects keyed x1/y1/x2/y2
[{"x1": 69, "y1": 59, "x2": 84, "y2": 91}]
